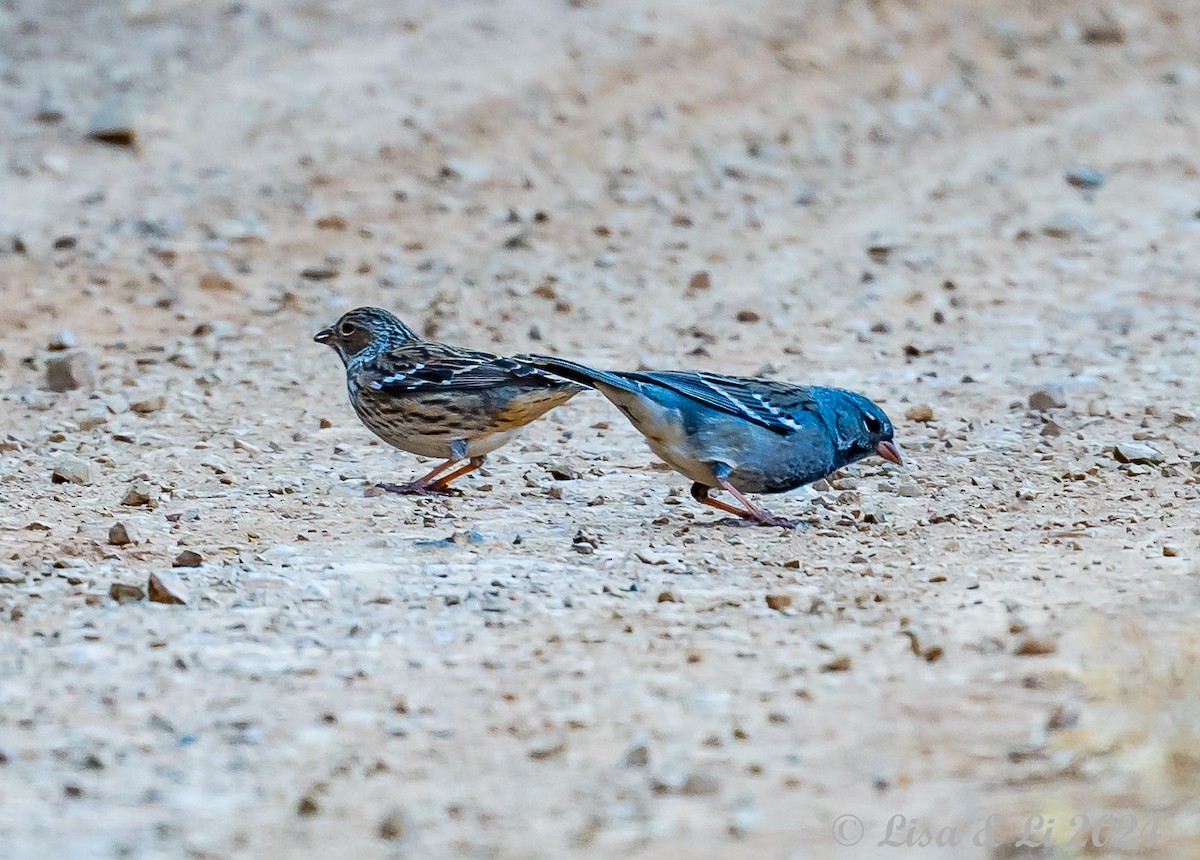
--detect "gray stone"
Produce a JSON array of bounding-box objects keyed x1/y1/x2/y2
[
  {"x1": 44, "y1": 350, "x2": 96, "y2": 392},
  {"x1": 1065, "y1": 165, "x2": 1104, "y2": 190},
  {"x1": 680, "y1": 772, "x2": 721, "y2": 796},
  {"x1": 1113, "y1": 442, "x2": 1162, "y2": 465},
  {"x1": 547, "y1": 462, "x2": 580, "y2": 480},
  {"x1": 34, "y1": 91, "x2": 65, "y2": 124},
  {"x1": 87, "y1": 96, "x2": 138, "y2": 148},
  {"x1": 0, "y1": 567, "x2": 26, "y2": 584},
  {"x1": 121, "y1": 480, "x2": 158, "y2": 507},
  {"x1": 51, "y1": 456, "x2": 95, "y2": 485},
  {"x1": 1042, "y1": 211, "x2": 1094, "y2": 239},
  {"x1": 623, "y1": 737, "x2": 650, "y2": 768},
  {"x1": 108, "y1": 522, "x2": 134, "y2": 546}
]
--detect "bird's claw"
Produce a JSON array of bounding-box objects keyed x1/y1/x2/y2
[
  {"x1": 375, "y1": 482, "x2": 462, "y2": 497},
  {"x1": 756, "y1": 515, "x2": 797, "y2": 530},
  {"x1": 712, "y1": 515, "x2": 797, "y2": 530}
]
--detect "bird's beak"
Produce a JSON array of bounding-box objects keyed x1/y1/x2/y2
[
  {"x1": 876, "y1": 439, "x2": 904, "y2": 466},
  {"x1": 313, "y1": 326, "x2": 334, "y2": 345}
]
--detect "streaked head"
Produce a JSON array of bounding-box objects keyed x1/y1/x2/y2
[
  {"x1": 313, "y1": 307, "x2": 419, "y2": 365},
  {"x1": 821, "y1": 388, "x2": 903, "y2": 469}
]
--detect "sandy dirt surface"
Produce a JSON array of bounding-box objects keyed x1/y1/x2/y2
[{"x1": 2, "y1": 0, "x2": 1199, "y2": 857}]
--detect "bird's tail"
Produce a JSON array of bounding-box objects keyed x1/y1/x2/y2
[{"x1": 515, "y1": 354, "x2": 641, "y2": 395}]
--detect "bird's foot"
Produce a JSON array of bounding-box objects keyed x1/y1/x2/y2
[
  {"x1": 713, "y1": 515, "x2": 797, "y2": 530},
  {"x1": 753, "y1": 514, "x2": 797, "y2": 530},
  {"x1": 375, "y1": 481, "x2": 462, "y2": 497}
]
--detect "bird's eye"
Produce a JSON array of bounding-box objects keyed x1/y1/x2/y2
[
  {"x1": 338, "y1": 322, "x2": 358, "y2": 337},
  {"x1": 863, "y1": 414, "x2": 882, "y2": 434}
]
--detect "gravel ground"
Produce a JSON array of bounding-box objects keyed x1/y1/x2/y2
[{"x1": 1, "y1": 1, "x2": 1198, "y2": 858}]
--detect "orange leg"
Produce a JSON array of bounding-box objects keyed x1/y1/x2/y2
[
  {"x1": 690, "y1": 482, "x2": 795, "y2": 529},
  {"x1": 378, "y1": 456, "x2": 483, "y2": 496},
  {"x1": 427, "y1": 456, "x2": 485, "y2": 491}
]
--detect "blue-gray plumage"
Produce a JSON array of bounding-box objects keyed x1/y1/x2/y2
[{"x1": 519, "y1": 355, "x2": 903, "y2": 528}]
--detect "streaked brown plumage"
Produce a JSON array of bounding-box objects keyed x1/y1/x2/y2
[{"x1": 314, "y1": 307, "x2": 582, "y2": 495}]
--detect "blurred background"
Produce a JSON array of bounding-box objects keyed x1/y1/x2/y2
[{"x1": 1, "y1": 1, "x2": 1198, "y2": 857}]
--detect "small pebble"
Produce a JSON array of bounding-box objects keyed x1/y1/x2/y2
[
  {"x1": 1042, "y1": 211, "x2": 1094, "y2": 239},
  {"x1": 0, "y1": 567, "x2": 26, "y2": 585},
  {"x1": 1028, "y1": 386, "x2": 1067, "y2": 411},
  {"x1": 547, "y1": 462, "x2": 579, "y2": 480},
  {"x1": 315, "y1": 214, "x2": 349, "y2": 231},
  {"x1": 199, "y1": 272, "x2": 237, "y2": 292},
  {"x1": 439, "y1": 159, "x2": 490, "y2": 183},
  {"x1": 47, "y1": 329, "x2": 76, "y2": 351},
  {"x1": 131, "y1": 394, "x2": 166, "y2": 414},
  {"x1": 87, "y1": 95, "x2": 138, "y2": 147},
  {"x1": 109, "y1": 582, "x2": 145, "y2": 604},
  {"x1": 108, "y1": 522, "x2": 134, "y2": 546},
  {"x1": 680, "y1": 772, "x2": 721, "y2": 797},
  {"x1": 51, "y1": 456, "x2": 95, "y2": 485},
  {"x1": 148, "y1": 571, "x2": 188, "y2": 605},
  {"x1": 1081, "y1": 19, "x2": 1125, "y2": 45},
  {"x1": 1112, "y1": 442, "x2": 1162, "y2": 465},
  {"x1": 34, "y1": 91, "x2": 65, "y2": 124},
  {"x1": 1065, "y1": 165, "x2": 1104, "y2": 190},
  {"x1": 122, "y1": 480, "x2": 158, "y2": 507},
  {"x1": 865, "y1": 231, "x2": 901, "y2": 264},
  {"x1": 301, "y1": 264, "x2": 339, "y2": 280},
  {"x1": 765, "y1": 594, "x2": 792, "y2": 612},
  {"x1": 78, "y1": 409, "x2": 108, "y2": 430},
  {"x1": 377, "y1": 807, "x2": 408, "y2": 841},
  {"x1": 905, "y1": 404, "x2": 934, "y2": 423},
  {"x1": 172, "y1": 550, "x2": 203, "y2": 568},
  {"x1": 527, "y1": 737, "x2": 567, "y2": 760},
  {"x1": 623, "y1": 738, "x2": 650, "y2": 768},
  {"x1": 1015, "y1": 635, "x2": 1057, "y2": 656}
]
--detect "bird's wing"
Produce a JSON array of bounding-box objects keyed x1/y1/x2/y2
[
  {"x1": 620, "y1": 371, "x2": 819, "y2": 436},
  {"x1": 366, "y1": 343, "x2": 579, "y2": 393}
]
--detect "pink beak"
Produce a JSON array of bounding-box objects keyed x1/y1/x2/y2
[{"x1": 876, "y1": 440, "x2": 904, "y2": 466}]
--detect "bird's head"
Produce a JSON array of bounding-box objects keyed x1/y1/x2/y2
[
  {"x1": 822, "y1": 388, "x2": 903, "y2": 469},
  {"x1": 313, "y1": 307, "x2": 420, "y2": 366}
]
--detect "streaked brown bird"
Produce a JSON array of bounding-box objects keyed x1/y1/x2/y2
[{"x1": 315, "y1": 307, "x2": 583, "y2": 495}]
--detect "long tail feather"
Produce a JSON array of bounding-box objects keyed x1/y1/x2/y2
[{"x1": 514, "y1": 354, "x2": 643, "y2": 395}]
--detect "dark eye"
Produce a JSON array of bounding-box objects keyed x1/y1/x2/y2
[
  {"x1": 338, "y1": 322, "x2": 358, "y2": 337},
  {"x1": 863, "y1": 414, "x2": 881, "y2": 434}
]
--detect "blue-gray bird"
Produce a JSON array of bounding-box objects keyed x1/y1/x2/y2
[
  {"x1": 315, "y1": 307, "x2": 584, "y2": 495},
  {"x1": 518, "y1": 356, "x2": 903, "y2": 528}
]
